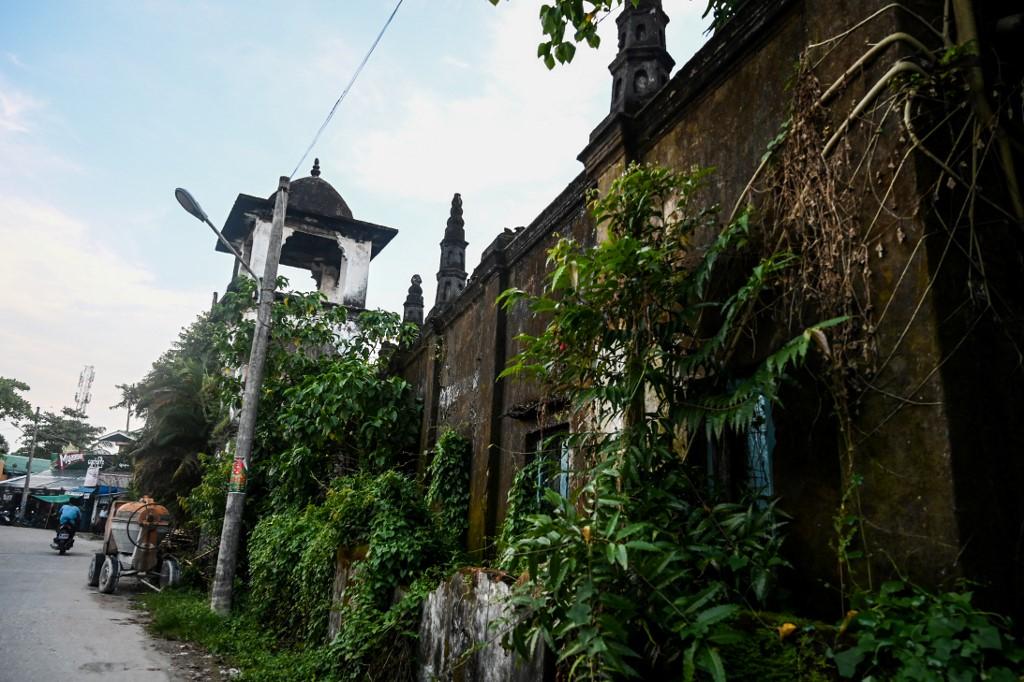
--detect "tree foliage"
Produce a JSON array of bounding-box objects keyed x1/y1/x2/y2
[
  {"x1": 0, "y1": 376, "x2": 32, "y2": 423},
  {"x1": 14, "y1": 407, "x2": 104, "y2": 459},
  {"x1": 130, "y1": 310, "x2": 226, "y2": 517}
]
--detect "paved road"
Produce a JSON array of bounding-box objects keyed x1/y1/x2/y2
[{"x1": 0, "y1": 525, "x2": 184, "y2": 681}]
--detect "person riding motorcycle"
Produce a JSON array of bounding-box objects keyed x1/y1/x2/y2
[{"x1": 58, "y1": 499, "x2": 82, "y2": 537}]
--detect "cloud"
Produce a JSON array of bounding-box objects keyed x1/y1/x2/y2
[
  {"x1": 0, "y1": 80, "x2": 81, "y2": 180},
  {"x1": 0, "y1": 86, "x2": 41, "y2": 133},
  {"x1": 341, "y1": 1, "x2": 709, "y2": 221},
  {"x1": 0, "y1": 196, "x2": 209, "y2": 445},
  {"x1": 5, "y1": 53, "x2": 27, "y2": 70},
  {"x1": 346, "y1": 3, "x2": 611, "y2": 208}
]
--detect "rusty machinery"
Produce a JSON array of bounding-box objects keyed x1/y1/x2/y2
[{"x1": 87, "y1": 496, "x2": 182, "y2": 593}]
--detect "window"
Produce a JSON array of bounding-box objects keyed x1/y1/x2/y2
[
  {"x1": 526, "y1": 427, "x2": 570, "y2": 501},
  {"x1": 634, "y1": 69, "x2": 650, "y2": 94},
  {"x1": 703, "y1": 393, "x2": 776, "y2": 505},
  {"x1": 746, "y1": 394, "x2": 775, "y2": 500}
]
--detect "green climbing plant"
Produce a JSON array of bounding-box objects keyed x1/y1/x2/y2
[
  {"x1": 425, "y1": 430, "x2": 472, "y2": 553},
  {"x1": 495, "y1": 163, "x2": 840, "y2": 680}
]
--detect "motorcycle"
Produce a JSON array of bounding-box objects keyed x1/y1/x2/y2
[
  {"x1": 0, "y1": 508, "x2": 12, "y2": 526},
  {"x1": 51, "y1": 522, "x2": 76, "y2": 555}
]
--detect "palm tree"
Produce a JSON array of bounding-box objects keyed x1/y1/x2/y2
[
  {"x1": 110, "y1": 383, "x2": 141, "y2": 432},
  {"x1": 127, "y1": 314, "x2": 226, "y2": 519}
]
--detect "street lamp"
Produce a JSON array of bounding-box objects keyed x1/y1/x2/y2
[
  {"x1": 174, "y1": 188, "x2": 262, "y2": 286},
  {"x1": 174, "y1": 177, "x2": 290, "y2": 615}
]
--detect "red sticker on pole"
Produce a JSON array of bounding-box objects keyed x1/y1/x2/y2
[{"x1": 228, "y1": 457, "x2": 247, "y2": 493}]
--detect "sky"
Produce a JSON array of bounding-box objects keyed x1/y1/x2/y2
[{"x1": 0, "y1": 1, "x2": 710, "y2": 450}]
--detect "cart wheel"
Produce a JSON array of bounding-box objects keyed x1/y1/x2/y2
[
  {"x1": 98, "y1": 555, "x2": 120, "y2": 594},
  {"x1": 159, "y1": 557, "x2": 181, "y2": 589},
  {"x1": 87, "y1": 552, "x2": 104, "y2": 587}
]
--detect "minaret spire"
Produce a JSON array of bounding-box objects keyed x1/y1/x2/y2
[
  {"x1": 403, "y1": 274, "x2": 424, "y2": 326},
  {"x1": 435, "y1": 193, "x2": 468, "y2": 307},
  {"x1": 609, "y1": 0, "x2": 674, "y2": 114}
]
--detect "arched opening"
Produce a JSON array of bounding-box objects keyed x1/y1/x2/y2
[
  {"x1": 635, "y1": 23, "x2": 647, "y2": 41},
  {"x1": 634, "y1": 69, "x2": 649, "y2": 94},
  {"x1": 279, "y1": 231, "x2": 345, "y2": 298}
]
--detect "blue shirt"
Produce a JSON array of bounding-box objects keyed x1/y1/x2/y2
[{"x1": 59, "y1": 504, "x2": 82, "y2": 527}]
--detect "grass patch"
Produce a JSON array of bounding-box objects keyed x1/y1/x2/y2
[{"x1": 139, "y1": 589, "x2": 335, "y2": 681}]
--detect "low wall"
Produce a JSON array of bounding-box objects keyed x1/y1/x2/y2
[{"x1": 418, "y1": 570, "x2": 544, "y2": 682}]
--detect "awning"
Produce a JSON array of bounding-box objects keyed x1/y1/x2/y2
[
  {"x1": 33, "y1": 494, "x2": 75, "y2": 504},
  {"x1": 70, "y1": 485, "x2": 124, "y2": 495},
  {"x1": 0, "y1": 471, "x2": 88, "y2": 490}
]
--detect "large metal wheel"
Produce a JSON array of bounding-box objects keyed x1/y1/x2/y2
[
  {"x1": 159, "y1": 557, "x2": 181, "y2": 589},
  {"x1": 98, "y1": 555, "x2": 120, "y2": 594},
  {"x1": 87, "y1": 552, "x2": 104, "y2": 587}
]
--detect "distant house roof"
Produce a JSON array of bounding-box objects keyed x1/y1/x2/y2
[{"x1": 94, "y1": 430, "x2": 136, "y2": 445}]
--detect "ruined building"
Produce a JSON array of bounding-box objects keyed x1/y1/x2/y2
[
  {"x1": 394, "y1": 0, "x2": 1024, "y2": 626},
  {"x1": 218, "y1": 158, "x2": 397, "y2": 310}
]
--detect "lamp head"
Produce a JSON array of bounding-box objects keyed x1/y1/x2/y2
[{"x1": 174, "y1": 187, "x2": 209, "y2": 223}]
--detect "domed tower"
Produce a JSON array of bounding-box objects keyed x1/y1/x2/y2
[
  {"x1": 609, "y1": 0, "x2": 674, "y2": 114},
  {"x1": 435, "y1": 193, "x2": 468, "y2": 307},
  {"x1": 217, "y1": 158, "x2": 397, "y2": 310}
]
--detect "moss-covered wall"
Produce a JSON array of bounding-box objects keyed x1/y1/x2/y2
[{"x1": 394, "y1": 0, "x2": 1024, "y2": 614}]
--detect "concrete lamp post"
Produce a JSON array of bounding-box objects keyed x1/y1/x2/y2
[{"x1": 174, "y1": 178, "x2": 290, "y2": 615}]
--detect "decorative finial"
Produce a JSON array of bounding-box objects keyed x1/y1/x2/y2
[
  {"x1": 403, "y1": 274, "x2": 425, "y2": 326},
  {"x1": 311, "y1": 158, "x2": 321, "y2": 177},
  {"x1": 446, "y1": 193, "x2": 464, "y2": 233}
]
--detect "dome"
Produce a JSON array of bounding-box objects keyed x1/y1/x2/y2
[{"x1": 271, "y1": 158, "x2": 353, "y2": 220}]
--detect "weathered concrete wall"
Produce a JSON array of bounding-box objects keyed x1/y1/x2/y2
[
  {"x1": 580, "y1": 0, "x2": 978, "y2": 606},
  {"x1": 398, "y1": 179, "x2": 591, "y2": 555},
  {"x1": 418, "y1": 570, "x2": 545, "y2": 682}
]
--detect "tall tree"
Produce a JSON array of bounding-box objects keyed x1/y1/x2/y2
[
  {"x1": 129, "y1": 311, "x2": 225, "y2": 516},
  {"x1": 110, "y1": 382, "x2": 141, "y2": 432},
  {"x1": 15, "y1": 407, "x2": 104, "y2": 460}
]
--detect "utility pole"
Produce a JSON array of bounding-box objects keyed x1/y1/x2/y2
[
  {"x1": 210, "y1": 176, "x2": 289, "y2": 615},
  {"x1": 18, "y1": 407, "x2": 41, "y2": 519}
]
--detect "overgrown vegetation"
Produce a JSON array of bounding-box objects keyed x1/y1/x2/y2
[
  {"x1": 142, "y1": 590, "x2": 336, "y2": 682},
  {"x1": 132, "y1": 276, "x2": 467, "y2": 680},
  {"x1": 425, "y1": 430, "x2": 472, "y2": 553},
  {"x1": 830, "y1": 581, "x2": 1024, "y2": 681},
  {"x1": 495, "y1": 164, "x2": 830, "y2": 679}
]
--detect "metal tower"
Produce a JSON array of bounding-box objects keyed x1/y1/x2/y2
[{"x1": 74, "y1": 365, "x2": 95, "y2": 415}]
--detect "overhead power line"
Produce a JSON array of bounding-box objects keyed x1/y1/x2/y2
[{"x1": 290, "y1": 0, "x2": 405, "y2": 179}]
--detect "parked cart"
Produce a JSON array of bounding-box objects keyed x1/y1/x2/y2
[{"x1": 87, "y1": 496, "x2": 182, "y2": 593}]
